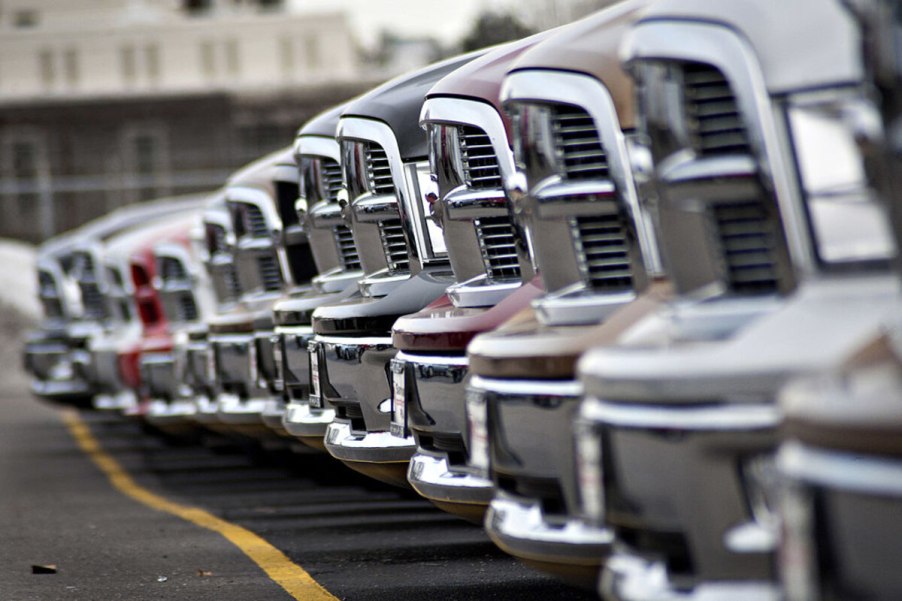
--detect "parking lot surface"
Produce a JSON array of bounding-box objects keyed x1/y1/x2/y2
[{"x1": 0, "y1": 391, "x2": 596, "y2": 601}]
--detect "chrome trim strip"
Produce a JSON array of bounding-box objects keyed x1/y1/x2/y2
[
  {"x1": 296, "y1": 134, "x2": 340, "y2": 163},
  {"x1": 469, "y1": 375, "x2": 583, "y2": 398},
  {"x1": 395, "y1": 351, "x2": 469, "y2": 367},
  {"x1": 315, "y1": 335, "x2": 394, "y2": 347},
  {"x1": 779, "y1": 442, "x2": 902, "y2": 496},
  {"x1": 582, "y1": 397, "x2": 780, "y2": 430}
]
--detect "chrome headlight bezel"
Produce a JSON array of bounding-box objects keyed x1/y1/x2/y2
[{"x1": 785, "y1": 88, "x2": 896, "y2": 267}]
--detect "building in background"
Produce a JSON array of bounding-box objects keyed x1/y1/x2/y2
[{"x1": 0, "y1": 0, "x2": 370, "y2": 242}]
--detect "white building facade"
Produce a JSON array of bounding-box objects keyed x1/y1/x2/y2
[{"x1": 0, "y1": 0, "x2": 360, "y2": 101}]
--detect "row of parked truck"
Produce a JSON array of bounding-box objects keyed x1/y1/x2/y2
[{"x1": 22, "y1": 0, "x2": 902, "y2": 599}]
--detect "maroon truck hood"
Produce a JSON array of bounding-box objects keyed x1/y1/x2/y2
[{"x1": 392, "y1": 279, "x2": 544, "y2": 352}]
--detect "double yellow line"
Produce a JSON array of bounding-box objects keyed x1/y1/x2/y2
[{"x1": 63, "y1": 410, "x2": 338, "y2": 601}]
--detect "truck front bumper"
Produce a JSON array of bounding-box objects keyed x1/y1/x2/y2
[{"x1": 394, "y1": 351, "x2": 493, "y2": 521}]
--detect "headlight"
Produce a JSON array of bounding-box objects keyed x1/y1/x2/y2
[
  {"x1": 787, "y1": 91, "x2": 896, "y2": 264},
  {"x1": 465, "y1": 387, "x2": 490, "y2": 478}
]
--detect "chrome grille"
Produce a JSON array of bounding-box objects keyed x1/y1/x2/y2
[
  {"x1": 73, "y1": 251, "x2": 106, "y2": 319},
  {"x1": 105, "y1": 266, "x2": 124, "y2": 290},
  {"x1": 333, "y1": 225, "x2": 361, "y2": 271},
  {"x1": 366, "y1": 144, "x2": 395, "y2": 195},
  {"x1": 571, "y1": 213, "x2": 634, "y2": 292},
  {"x1": 224, "y1": 264, "x2": 241, "y2": 302},
  {"x1": 207, "y1": 224, "x2": 227, "y2": 254},
  {"x1": 38, "y1": 270, "x2": 63, "y2": 318},
  {"x1": 177, "y1": 295, "x2": 199, "y2": 321},
  {"x1": 322, "y1": 159, "x2": 343, "y2": 203},
  {"x1": 711, "y1": 200, "x2": 780, "y2": 294},
  {"x1": 551, "y1": 104, "x2": 609, "y2": 180},
  {"x1": 475, "y1": 216, "x2": 520, "y2": 282},
  {"x1": 460, "y1": 125, "x2": 502, "y2": 190},
  {"x1": 682, "y1": 63, "x2": 750, "y2": 156},
  {"x1": 276, "y1": 181, "x2": 300, "y2": 227},
  {"x1": 378, "y1": 219, "x2": 409, "y2": 274},
  {"x1": 257, "y1": 254, "x2": 283, "y2": 292},
  {"x1": 242, "y1": 204, "x2": 269, "y2": 239},
  {"x1": 158, "y1": 256, "x2": 189, "y2": 283}
]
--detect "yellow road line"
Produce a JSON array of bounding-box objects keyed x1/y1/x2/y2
[{"x1": 62, "y1": 410, "x2": 338, "y2": 601}]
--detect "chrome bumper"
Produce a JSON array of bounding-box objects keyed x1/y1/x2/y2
[
  {"x1": 469, "y1": 375, "x2": 609, "y2": 565},
  {"x1": 393, "y1": 351, "x2": 493, "y2": 505},
  {"x1": 601, "y1": 552, "x2": 779, "y2": 601},
  {"x1": 28, "y1": 346, "x2": 92, "y2": 400},
  {"x1": 315, "y1": 335, "x2": 413, "y2": 462},
  {"x1": 777, "y1": 442, "x2": 902, "y2": 601},
  {"x1": 275, "y1": 324, "x2": 315, "y2": 403},
  {"x1": 487, "y1": 492, "x2": 613, "y2": 566},
  {"x1": 282, "y1": 399, "x2": 335, "y2": 439},
  {"x1": 93, "y1": 390, "x2": 137, "y2": 412},
  {"x1": 145, "y1": 399, "x2": 198, "y2": 425},
  {"x1": 216, "y1": 392, "x2": 269, "y2": 426},
  {"x1": 582, "y1": 398, "x2": 780, "y2": 594},
  {"x1": 408, "y1": 450, "x2": 493, "y2": 506},
  {"x1": 141, "y1": 351, "x2": 181, "y2": 400},
  {"x1": 324, "y1": 420, "x2": 416, "y2": 463}
]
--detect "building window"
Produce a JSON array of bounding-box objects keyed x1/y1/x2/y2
[
  {"x1": 38, "y1": 50, "x2": 55, "y2": 90},
  {"x1": 121, "y1": 126, "x2": 170, "y2": 202},
  {"x1": 200, "y1": 41, "x2": 216, "y2": 82},
  {"x1": 257, "y1": 0, "x2": 284, "y2": 10},
  {"x1": 121, "y1": 46, "x2": 137, "y2": 87},
  {"x1": 304, "y1": 35, "x2": 319, "y2": 72},
  {"x1": 225, "y1": 39, "x2": 241, "y2": 77},
  {"x1": 1, "y1": 131, "x2": 49, "y2": 237},
  {"x1": 183, "y1": 0, "x2": 213, "y2": 15},
  {"x1": 145, "y1": 44, "x2": 161, "y2": 86},
  {"x1": 63, "y1": 48, "x2": 79, "y2": 89},
  {"x1": 14, "y1": 10, "x2": 38, "y2": 28}
]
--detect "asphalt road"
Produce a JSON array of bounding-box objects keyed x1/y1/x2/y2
[{"x1": 0, "y1": 389, "x2": 598, "y2": 601}]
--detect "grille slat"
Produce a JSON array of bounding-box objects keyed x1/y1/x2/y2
[
  {"x1": 208, "y1": 224, "x2": 227, "y2": 254},
  {"x1": 366, "y1": 145, "x2": 395, "y2": 196},
  {"x1": 682, "y1": 64, "x2": 751, "y2": 156},
  {"x1": 572, "y1": 213, "x2": 634, "y2": 292},
  {"x1": 551, "y1": 105, "x2": 609, "y2": 180},
  {"x1": 73, "y1": 251, "x2": 107, "y2": 319},
  {"x1": 242, "y1": 204, "x2": 269, "y2": 239},
  {"x1": 711, "y1": 200, "x2": 779, "y2": 293},
  {"x1": 321, "y1": 160, "x2": 343, "y2": 203},
  {"x1": 177, "y1": 294, "x2": 199, "y2": 321},
  {"x1": 333, "y1": 225, "x2": 361, "y2": 271},
  {"x1": 475, "y1": 216, "x2": 520, "y2": 282},
  {"x1": 257, "y1": 255, "x2": 283, "y2": 292},
  {"x1": 460, "y1": 126, "x2": 503, "y2": 190},
  {"x1": 225, "y1": 264, "x2": 242, "y2": 301},
  {"x1": 378, "y1": 219, "x2": 409, "y2": 274}
]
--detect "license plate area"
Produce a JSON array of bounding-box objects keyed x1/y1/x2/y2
[
  {"x1": 466, "y1": 388, "x2": 489, "y2": 475},
  {"x1": 308, "y1": 340, "x2": 322, "y2": 408},
  {"x1": 390, "y1": 359, "x2": 407, "y2": 438}
]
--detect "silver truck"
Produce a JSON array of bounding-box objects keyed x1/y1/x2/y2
[{"x1": 575, "y1": 1, "x2": 898, "y2": 599}]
